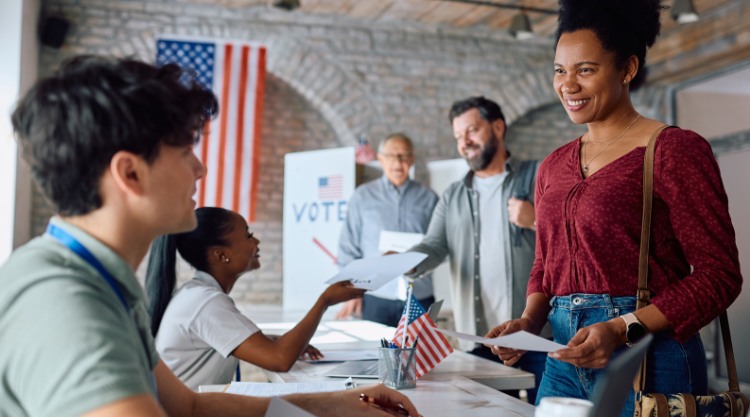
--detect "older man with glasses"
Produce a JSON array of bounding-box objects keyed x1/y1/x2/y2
[{"x1": 335, "y1": 133, "x2": 438, "y2": 326}]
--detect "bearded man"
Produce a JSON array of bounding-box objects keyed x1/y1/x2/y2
[{"x1": 406, "y1": 96, "x2": 545, "y2": 403}]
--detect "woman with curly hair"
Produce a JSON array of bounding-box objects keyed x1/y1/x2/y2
[{"x1": 486, "y1": 1, "x2": 742, "y2": 415}]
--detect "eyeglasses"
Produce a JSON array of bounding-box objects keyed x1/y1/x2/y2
[{"x1": 379, "y1": 153, "x2": 413, "y2": 163}]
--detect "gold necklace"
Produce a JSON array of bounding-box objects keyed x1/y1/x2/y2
[{"x1": 582, "y1": 114, "x2": 641, "y2": 174}]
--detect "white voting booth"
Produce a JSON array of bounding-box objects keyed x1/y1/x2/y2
[
  {"x1": 282, "y1": 147, "x2": 468, "y2": 314},
  {"x1": 282, "y1": 147, "x2": 356, "y2": 311}
]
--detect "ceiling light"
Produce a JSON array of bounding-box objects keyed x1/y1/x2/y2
[
  {"x1": 273, "y1": 0, "x2": 300, "y2": 11},
  {"x1": 672, "y1": 0, "x2": 699, "y2": 24},
  {"x1": 509, "y1": 13, "x2": 534, "y2": 40}
]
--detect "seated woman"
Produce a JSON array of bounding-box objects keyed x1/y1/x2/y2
[{"x1": 146, "y1": 206, "x2": 365, "y2": 390}]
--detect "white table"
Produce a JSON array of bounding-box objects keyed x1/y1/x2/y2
[{"x1": 244, "y1": 318, "x2": 536, "y2": 416}]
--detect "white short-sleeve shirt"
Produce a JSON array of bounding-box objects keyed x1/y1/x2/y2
[{"x1": 156, "y1": 271, "x2": 260, "y2": 390}]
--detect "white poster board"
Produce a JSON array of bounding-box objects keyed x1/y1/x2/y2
[{"x1": 283, "y1": 147, "x2": 355, "y2": 311}]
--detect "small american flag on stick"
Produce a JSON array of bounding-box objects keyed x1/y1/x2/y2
[{"x1": 392, "y1": 294, "x2": 453, "y2": 378}]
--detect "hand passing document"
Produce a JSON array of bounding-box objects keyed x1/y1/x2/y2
[
  {"x1": 325, "y1": 252, "x2": 427, "y2": 291},
  {"x1": 435, "y1": 328, "x2": 566, "y2": 353}
]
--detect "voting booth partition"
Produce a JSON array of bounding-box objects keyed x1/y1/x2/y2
[
  {"x1": 282, "y1": 147, "x2": 356, "y2": 312},
  {"x1": 282, "y1": 149, "x2": 468, "y2": 316}
]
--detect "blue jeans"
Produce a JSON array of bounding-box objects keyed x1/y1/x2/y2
[
  {"x1": 537, "y1": 294, "x2": 707, "y2": 417},
  {"x1": 469, "y1": 344, "x2": 547, "y2": 404}
]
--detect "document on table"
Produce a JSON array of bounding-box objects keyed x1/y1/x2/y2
[
  {"x1": 325, "y1": 252, "x2": 427, "y2": 291},
  {"x1": 304, "y1": 349, "x2": 379, "y2": 363},
  {"x1": 265, "y1": 397, "x2": 316, "y2": 417},
  {"x1": 378, "y1": 231, "x2": 424, "y2": 253},
  {"x1": 436, "y1": 328, "x2": 566, "y2": 353},
  {"x1": 226, "y1": 378, "x2": 354, "y2": 396}
]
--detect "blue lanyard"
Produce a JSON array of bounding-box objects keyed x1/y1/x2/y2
[
  {"x1": 46, "y1": 223, "x2": 158, "y2": 396},
  {"x1": 46, "y1": 224, "x2": 129, "y2": 311}
]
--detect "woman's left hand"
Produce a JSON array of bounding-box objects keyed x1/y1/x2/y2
[
  {"x1": 300, "y1": 344, "x2": 323, "y2": 361},
  {"x1": 549, "y1": 320, "x2": 624, "y2": 368}
]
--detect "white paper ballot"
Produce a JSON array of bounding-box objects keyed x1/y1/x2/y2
[
  {"x1": 226, "y1": 378, "x2": 354, "y2": 396},
  {"x1": 436, "y1": 328, "x2": 566, "y2": 353},
  {"x1": 265, "y1": 397, "x2": 316, "y2": 417},
  {"x1": 378, "y1": 231, "x2": 425, "y2": 253},
  {"x1": 325, "y1": 252, "x2": 427, "y2": 291},
  {"x1": 304, "y1": 349, "x2": 379, "y2": 363}
]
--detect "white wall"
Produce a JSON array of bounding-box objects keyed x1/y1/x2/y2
[
  {"x1": 0, "y1": 0, "x2": 38, "y2": 263},
  {"x1": 676, "y1": 90, "x2": 750, "y2": 139},
  {"x1": 717, "y1": 149, "x2": 750, "y2": 384}
]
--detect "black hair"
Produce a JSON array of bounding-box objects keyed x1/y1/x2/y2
[
  {"x1": 11, "y1": 55, "x2": 219, "y2": 216},
  {"x1": 555, "y1": 0, "x2": 664, "y2": 90},
  {"x1": 146, "y1": 207, "x2": 236, "y2": 336},
  {"x1": 448, "y1": 96, "x2": 505, "y2": 124}
]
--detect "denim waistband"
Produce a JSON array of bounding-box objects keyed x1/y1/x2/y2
[{"x1": 550, "y1": 293, "x2": 637, "y2": 310}]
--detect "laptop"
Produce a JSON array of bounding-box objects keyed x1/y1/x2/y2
[
  {"x1": 323, "y1": 299, "x2": 445, "y2": 379},
  {"x1": 588, "y1": 333, "x2": 653, "y2": 417}
]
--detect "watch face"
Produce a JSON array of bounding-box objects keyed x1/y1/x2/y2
[{"x1": 626, "y1": 323, "x2": 647, "y2": 344}]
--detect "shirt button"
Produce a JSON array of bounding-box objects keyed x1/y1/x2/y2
[
  {"x1": 475, "y1": 275, "x2": 479, "y2": 280},
  {"x1": 475, "y1": 254, "x2": 479, "y2": 259},
  {"x1": 573, "y1": 297, "x2": 582, "y2": 305},
  {"x1": 475, "y1": 296, "x2": 479, "y2": 301},
  {"x1": 476, "y1": 318, "x2": 481, "y2": 322}
]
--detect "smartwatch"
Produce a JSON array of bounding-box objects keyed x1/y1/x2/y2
[{"x1": 621, "y1": 313, "x2": 647, "y2": 347}]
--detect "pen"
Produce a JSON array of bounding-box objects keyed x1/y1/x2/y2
[{"x1": 359, "y1": 393, "x2": 409, "y2": 416}]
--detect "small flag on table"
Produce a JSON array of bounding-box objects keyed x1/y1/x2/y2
[{"x1": 392, "y1": 295, "x2": 453, "y2": 378}]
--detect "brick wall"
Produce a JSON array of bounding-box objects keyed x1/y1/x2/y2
[{"x1": 32, "y1": 0, "x2": 671, "y2": 308}]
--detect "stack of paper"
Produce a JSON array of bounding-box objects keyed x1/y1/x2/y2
[{"x1": 225, "y1": 378, "x2": 354, "y2": 396}]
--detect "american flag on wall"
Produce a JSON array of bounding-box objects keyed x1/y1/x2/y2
[
  {"x1": 392, "y1": 295, "x2": 453, "y2": 378},
  {"x1": 318, "y1": 175, "x2": 343, "y2": 200},
  {"x1": 156, "y1": 38, "x2": 266, "y2": 222}
]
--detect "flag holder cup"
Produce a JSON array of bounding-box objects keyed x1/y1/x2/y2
[{"x1": 378, "y1": 347, "x2": 417, "y2": 390}]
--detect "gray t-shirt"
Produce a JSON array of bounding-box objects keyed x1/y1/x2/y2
[
  {"x1": 156, "y1": 271, "x2": 259, "y2": 390},
  {"x1": 474, "y1": 172, "x2": 510, "y2": 329},
  {"x1": 0, "y1": 218, "x2": 159, "y2": 417}
]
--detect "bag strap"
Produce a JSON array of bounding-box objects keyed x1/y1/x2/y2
[
  {"x1": 636, "y1": 125, "x2": 666, "y2": 310},
  {"x1": 635, "y1": 125, "x2": 742, "y2": 395},
  {"x1": 634, "y1": 125, "x2": 667, "y2": 394},
  {"x1": 720, "y1": 312, "x2": 742, "y2": 392}
]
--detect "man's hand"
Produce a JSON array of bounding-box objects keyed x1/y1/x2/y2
[
  {"x1": 334, "y1": 298, "x2": 362, "y2": 320},
  {"x1": 508, "y1": 197, "x2": 535, "y2": 229}
]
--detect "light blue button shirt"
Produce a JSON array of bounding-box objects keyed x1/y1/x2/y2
[{"x1": 338, "y1": 176, "x2": 438, "y2": 300}]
